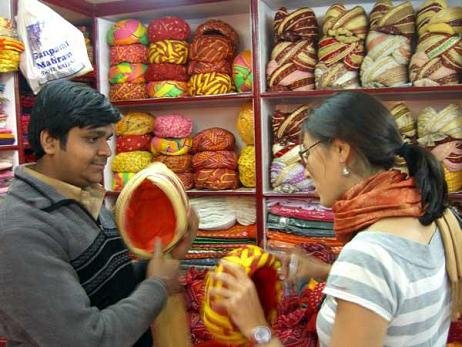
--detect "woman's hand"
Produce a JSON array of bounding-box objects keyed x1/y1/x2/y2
[
  {"x1": 209, "y1": 261, "x2": 269, "y2": 339},
  {"x1": 279, "y1": 248, "x2": 331, "y2": 283}
]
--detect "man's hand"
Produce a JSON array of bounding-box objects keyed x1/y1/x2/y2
[{"x1": 147, "y1": 238, "x2": 181, "y2": 294}]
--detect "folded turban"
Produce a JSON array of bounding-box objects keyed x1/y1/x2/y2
[
  {"x1": 272, "y1": 105, "x2": 309, "y2": 145},
  {"x1": 151, "y1": 136, "x2": 193, "y2": 156},
  {"x1": 116, "y1": 134, "x2": 152, "y2": 152},
  {"x1": 145, "y1": 63, "x2": 188, "y2": 82},
  {"x1": 188, "y1": 72, "x2": 233, "y2": 96},
  {"x1": 110, "y1": 44, "x2": 148, "y2": 65},
  {"x1": 154, "y1": 154, "x2": 192, "y2": 173},
  {"x1": 193, "y1": 127, "x2": 235, "y2": 152},
  {"x1": 115, "y1": 112, "x2": 154, "y2": 136},
  {"x1": 192, "y1": 151, "x2": 238, "y2": 170},
  {"x1": 109, "y1": 63, "x2": 147, "y2": 84},
  {"x1": 107, "y1": 19, "x2": 148, "y2": 46},
  {"x1": 190, "y1": 35, "x2": 234, "y2": 63},
  {"x1": 194, "y1": 168, "x2": 239, "y2": 190},
  {"x1": 109, "y1": 83, "x2": 147, "y2": 101},
  {"x1": 148, "y1": 16, "x2": 191, "y2": 42},
  {"x1": 148, "y1": 40, "x2": 188, "y2": 64},
  {"x1": 154, "y1": 114, "x2": 193, "y2": 138},
  {"x1": 236, "y1": 101, "x2": 254, "y2": 145},
  {"x1": 273, "y1": 6, "x2": 318, "y2": 43},
  {"x1": 238, "y1": 145, "x2": 256, "y2": 188},
  {"x1": 146, "y1": 81, "x2": 188, "y2": 98},
  {"x1": 111, "y1": 151, "x2": 152, "y2": 173},
  {"x1": 195, "y1": 19, "x2": 239, "y2": 51}
]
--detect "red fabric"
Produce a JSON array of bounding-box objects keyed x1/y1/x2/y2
[
  {"x1": 110, "y1": 44, "x2": 147, "y2": 65},
  {"x1": 195, "y1": 19, "x2": 239, "y2": 50},
  {"x1": 145, "y1": 63, "x2": 188, "y2": 82},
  {"x1": 192, "y1": 151, "x2": 237, "y2": 170},
  {"x1": 333, "y1": 170, "x2": 423, "y2": 243},
  {"x1": 188, "y1": 60, "x2": 232, "y2": 75},
  {"x1": 116, "y1": 134, "x2": 151, "y2": 152},
  {"x1": 154, "y1": 155, "x2": 192, "y2": 173},
  {"x1": 269, "y1": 205, "x2": 334, "y2": 222},
  {"x1": 177, "y1": 172, "x2": 194, "y2": 190},
  {"x1": 192, "y1": 128, "x2": 235, "y2": 152},
  {"x1": 194, "y1": 169, "x2": 238, "y2": 190},
  {"x1": 148, "y1": 16, "x2": 190, "y2": 42},
  {"x1": 189, "y1": 35, "x2": 234, "y2": 63},
  {"x1": 448, "y1": 317, "x2": 462, "y2": 342}
]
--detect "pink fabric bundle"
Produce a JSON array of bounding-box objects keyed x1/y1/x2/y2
[{"x1": 154, "y1": 114, "x2": 193, "y2": 138}]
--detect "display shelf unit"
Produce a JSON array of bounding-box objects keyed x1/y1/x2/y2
[{"x1": 6, "y1": 0, "x2": 459, "y2": 246}]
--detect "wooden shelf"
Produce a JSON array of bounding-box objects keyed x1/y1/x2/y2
[
  {"x1": 106, "y1": 188, "x2": 256, "y2": 198},
  {"x1": 111, "y1": 93, "x2": 253, "y2": 108},
  {"x1": 0, "y1": 145, "x2": 18, "y2": 151},
  {"x1": 261, "y1": 85, "x2": 462, "y2": 102}
]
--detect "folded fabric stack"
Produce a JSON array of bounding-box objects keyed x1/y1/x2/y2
[
  {"x1": 151, "y1": 114, "x2": 194, "y2": 189},
  {"x1": 0, "y1": 17, "x2": 24, "y2": 73},
  {"x1": 417, "y1": 104, "x2": 462, "y2": 192},
  {"x1": 236, "y1": 102, "x2": 255, "y2": 188},
  {"x1": 111, "y1": 112, "x2": 155, "y2": 190},
  {"x1": 315, "y1": 4, "x2": 368, "y2": 89},
  {"x1": 182, "y1": 196, "x2": 256, "y2": 268},
  {"x1": 271, "y1": 105, "x2": 313, "y2": 193},
  {"x1": 410, "y1": 0, "x2": 462, "y2": 86},
  {"x1": 19, "y1": 94, "x2": 35, "y2": 146},
  {"x1": 0, "y1": 84, "x2": 14, "y2": 146},
  {"x1": 266, "y1": 198, "x2": 343, "y2": 255},
  {"x1": 107, "y1": 19, "x2": 149, "y2": 101},
  {"x1": 145, "y1": 16, "x2": 190, "y2": 98},
  {"x1": 266, "y1": 7, "x2": 318, "y2": 91},
  {"x1": 361, "y1": 0, "x2": 415, "y2": 88},
  {"x1": 232, "y1": 49, "x2": 253, "y2": 92},
  {"x1": 0, "y1": 154, "x2": 14, "y2": 198},
  {"x1": 188, "y1": 19, "x2": 238, "y2": 96},
  {"x1": 192, "y1": 127, "x2": 239, "y2": 190}
]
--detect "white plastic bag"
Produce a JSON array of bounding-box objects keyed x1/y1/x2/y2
[{"x1": 16, "y1": 0, "x2": 93, "y2": 94}]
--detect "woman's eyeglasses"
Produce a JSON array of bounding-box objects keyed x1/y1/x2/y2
[{"x1": 298, "y1": 140, "x2": 324, "y2": 166}]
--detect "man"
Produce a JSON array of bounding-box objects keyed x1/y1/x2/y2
[{"x1": 0, "y1": 80, "x2": 197, "y2": 346}]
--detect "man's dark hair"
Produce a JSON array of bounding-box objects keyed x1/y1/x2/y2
[{"x1": 28, "y1": 80, "x2": 121, "y2": 158}]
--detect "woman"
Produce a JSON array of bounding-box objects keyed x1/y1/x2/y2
[{"x1": 210, "y1": 92, "x2": 461, "y2": 346}]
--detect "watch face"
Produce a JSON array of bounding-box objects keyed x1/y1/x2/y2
[{"x1": 253, "y1": 326, "x2": 272, "y2": 344}]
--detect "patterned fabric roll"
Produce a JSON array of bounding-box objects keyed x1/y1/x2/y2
[
  {"x1": 112, "y1": 172, "x2": 136, "y2": 191},
  {"x1": 145, "y1": 63, "x2": 188, "y2": 82},
  {"x1": 151, "y1": 136, "x2": 193, "y2": 156},
  {"x1": 106, "y1": 19, "x2": 148, "y2": 46},
  {"x1": 148, "y1": 16, "x2": 190, "y2": 42},
  {"x1": 203, "y1": 245, "x2": 281, "y2": 344},
  {"x1": 236, "y1": 101, "x2": 254, "y2": 145},
  {"x1": 176, "y1": 172, "x2": 194, "y2": 190},
  {"x1": 272, "y1": 105, "x2": 310, "y2": 145},
  {"x1": 361, "y1": 1, "x2": 415, "y2": 88},
  {"x1": 195, "y1": 19, "x2": 239, "y2": 51},
  {"x1": 417, "y1": 104, "x2": 462, "y2": 147},
  {"x1": 390, "y1": 102, "x2": 416, "y2": 142},
  {"x1": 194, "y1": 168, "x2": 239, "y2": 190},
  {"x1": 109, "y1": 83, "x2": 147, "y2": 101},
  {"x1": 192, "y1": 151, "x2": 238, "y2": 170},
  {"x1": 109, "y1": 63, "x2": 147, "y2": 84},
  {"x1": 116, "y1": 134, "x2": 152, "y2": 152},
  {"x1": 274, "y1": 7, "x2": 318, "y2": 43},
  {"x1": 193, "y1": 127, "x2": 235, "y2": 152},
  {"x1": 111, "y1": 151, "x2": 152, "y2": 173},
  {"x1": 271, "y1": 146, "x2": 313, "y2": 193},
  {"x1": 154, "y1": 114, "x2": 193, "y2": 138},
  {"x1": 148, "y1": 40, "x2": 188, "y2": 64},
  {"x1": 189, "y1": 35, "x2": 234, "y2": 63},
  {"x1": 115, "y1": 112, "x2": 155, "y2": 136},
  {"x1": 146, "y1": 81, "x2": 188, "y2": 98},
  {"x1": 233, "y1": 50, "x2": 253, "y2": 92},
  {"x1": 315, "y1": 4, "x2": 367, "y2": 89},
  {"x1": 188, "y1": 72, "x2": 233, "y2": 96},
  {"x1": 410, "y1": 1, "x2": 462, "y2": 86},
  {"x1": 238, "y1": 145, "x2": 256, "y2": 188},
  {"x1": 266, "y1": 41, "x2": 316, "y2": 91},
  {"x1": 110, "y1": 44, "x2": 148, "y2": 65},
  {"x1": 154, "y1": 154, "x2": 193, "y2": 173},
  {"x1": 188, "y1": 60, "x2": 232, "y2": 75}
]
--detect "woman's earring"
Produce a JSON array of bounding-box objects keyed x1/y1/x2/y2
[{"x1": 342, "y1": 166, "x2": 351, "y2": 176}]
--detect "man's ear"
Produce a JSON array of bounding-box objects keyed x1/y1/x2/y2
[
  {"x1": 39, "y1": 129, "x2": 60, "y2": 155},
  {"x1": 331, "y1": 138, "x2": 352, "y2": 164}
]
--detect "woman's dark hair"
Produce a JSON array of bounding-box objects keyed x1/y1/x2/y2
[
  {"x1": 304, "y1": 91, "x2": 448, "y2": 224},
  {"x1": 29, "y1": 80, "x2": 121, "y2": 158}
]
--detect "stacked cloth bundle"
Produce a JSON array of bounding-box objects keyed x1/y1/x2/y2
[
  {"x1": 192, "y1": 127, "x2": 239, "y2": 190},
  {"x1": 183, "y1": 196, "x2": 257, "y2": 268},
  {"x1": 266, "y1": 7, "x2": 318, "y2": 91},
  {"x1": 315, "y1": 4, "x2": 368, "y2": 89},
  {"x1": 0, "y1": 84, "x2": 14, "y2": 146},
  {"x1": 360, "y1": 0, "x2": 415, "y2": 88},
  {"x1": 236, "y1": 102, "x2": 256, "y2": 188},
  {"x1": 271, "y1": 104, "x2": 313, "y2": 193},
  {"x1": 151, "y1": 114, "x2": 194, "y2": 189},
  {"x1": 0, "y1": 17, "x2": 24, "y2": 72},
  {"x1": 111, "y1": 112, "x2": 155, "y2": 190},
  {"x1": 107, "y1": 19, "x2": 149, "y2": 101},
  {"x1": 182, "y1": 243, "x2": 336, "y2": 346},
  {"x1": 188, "y1": 20, "x2": 238, "y2": 96},
  {"x1": 19, "y1": 94, "x2": 35, "y2": 146},
  {"x1": 417, "y1": 104, "x2": 462, "y2": 192},
  {"x1": 146, "y1": 16, "x2": 190, "y2": 98},
  {"x1": 232, "y1": 49, "x2": 253, "y2": 93},
  {"x1": 266, "y1": 198, "x2": 343, "y2": 255},
  {"x1": 0, "y1": 154, "x2": 14, "y2": 199},
  {"x1": 390, "y1": 102, "x2": 416, "y2": 168},
  {"x1": 409, "y1": 0, "x2": 462, "y2": 86}
]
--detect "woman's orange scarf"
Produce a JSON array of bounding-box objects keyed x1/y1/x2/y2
[{"x1": 332, "y1": 170, "x2": 423, "y2": 243}]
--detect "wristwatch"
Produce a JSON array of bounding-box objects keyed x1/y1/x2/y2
[{"x1": 250, "y1": 326, "x2": 272, "y2": 345}]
